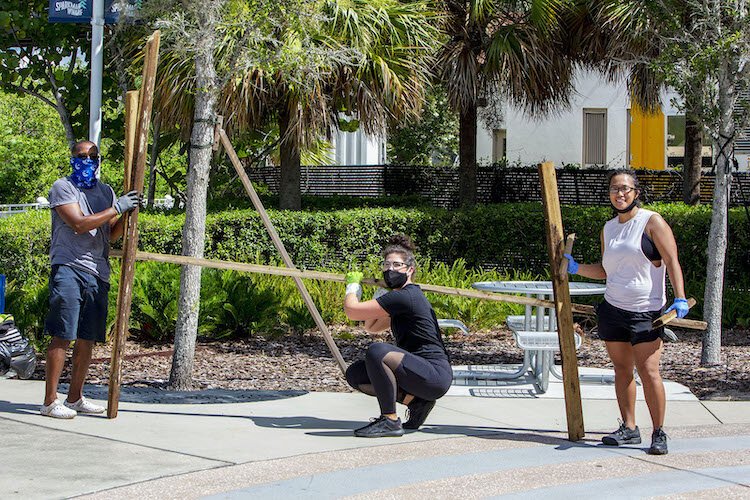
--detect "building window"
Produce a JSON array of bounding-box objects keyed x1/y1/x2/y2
[
  {"x1": 667, "y1": 115, "x2": 713, "y2": 168},
  {"x1": 492, "y1": 129, "x2": 506, "y2": 163},
  {"x1": 582, "y1": 109, "x2": 607, "y2": 166}
]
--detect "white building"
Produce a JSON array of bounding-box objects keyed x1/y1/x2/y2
[
  {"x1": 331, "y1": 69, "x2": 749, "y2": 171},
  {"x1": 476, "y1": 69, "x2": 750, "y2": 171},
  {"x1": 330, "y1": 127, "x2": 386, "y2": 166}
]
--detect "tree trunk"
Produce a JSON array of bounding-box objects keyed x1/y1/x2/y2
[
  {"x1": 54, "y1": 102, "x2": 77, "y2": 149},
  {"x1": 701, "y1": 63, "x2": 735, "y2": 366},
  {"x1": 683, "y1": 112, "x2": 703, "y2": 205},
  {"x1": 278, "y1": 101, "x2": 301, "y2": 210},
  {"x1": 170, "y1": 41, "x2": 218, "y2": 390},
  {"x1": 146, "y1": 113, "x2": 161, "y2": 209},
  {"x1": 458, "y1": 103, "x2": 477, "y2": 206}
]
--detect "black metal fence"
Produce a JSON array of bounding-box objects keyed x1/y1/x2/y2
[{"x1": 246, "y1": 165, "x2": 750, "y2": 208}]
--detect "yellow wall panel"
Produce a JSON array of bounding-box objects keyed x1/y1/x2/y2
[{"x1": 629, "y1": 106, "x2": 665, "y2": 170}]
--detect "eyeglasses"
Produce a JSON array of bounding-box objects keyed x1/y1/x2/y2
[
  {"x1": 609, "y1": 186, "x2": 635, "y2": 195},
  {"x1": 74, "y1": 152, "x2": 100, "y2": 161},
  {"x1": 381, "y1": 261, "x2": 407, "y2": 271}
]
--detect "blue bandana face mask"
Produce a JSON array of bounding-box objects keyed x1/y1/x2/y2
[{"x1": 70, "y1": 157, "x2": 99, "y2": 189}]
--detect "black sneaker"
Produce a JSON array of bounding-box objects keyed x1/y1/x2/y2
[
  {"x1": 354, "y1": 416, "x2": 404, "y2": 438},
  {"x1": 403, "y1": 397, "x2": 436, "y2": 429},
  {"x1": 648, "y1": 428, "x2": 668, "y2": 455},
  {"x1": 602, "y1": 422, "x2": 641, "y2": 446}
]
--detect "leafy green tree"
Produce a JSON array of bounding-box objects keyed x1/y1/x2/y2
[
  {"x1": 648, "y1": 0, "x2": 750, "y2": 365},
  {"x1": 150, "y1": 0, "x2": 439, "y2": 210},
  {"x1": 0, "y1": 91, "x2": 68, "y2": 202},
  {"x1": 387, "y1": 84, "x2": 459, "y2": 166},
  {"x1": 139, "y1": 0, "x2": 315, "y2": 388},
  {"x1": 0, "y1": 1, "x2": 85, "y2": 145}
]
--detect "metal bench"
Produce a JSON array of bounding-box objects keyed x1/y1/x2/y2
[{"x1": 437, "y1": 319, "x2": 470, "y2": 335}]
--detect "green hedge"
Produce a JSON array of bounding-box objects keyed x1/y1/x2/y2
[{"x1": 2, "y1": 202, "x2": 749, "y2": 332}]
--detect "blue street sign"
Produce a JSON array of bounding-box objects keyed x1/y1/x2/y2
[
  {"x1": 0, "y1": 274, "x2": 5, "y2": 314},
  {"x1": 48, "y1": 0, "x2": 140, "y2": 24}
]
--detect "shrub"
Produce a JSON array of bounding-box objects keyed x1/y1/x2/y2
[{"x1": 2, "y1": 202, "x2": 748, "y2": 333}]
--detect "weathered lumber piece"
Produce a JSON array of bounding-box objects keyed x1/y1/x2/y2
[
  {"x1": 217, "y1": 126, "x2": 347, "y2": 373},
  {"x1": 108, "y1": 31, "x2": 160, "y2": 419},
  {"x1": 652, "y1": 298, "x2": 699, "y2": 329},
  {"x1": 539, "y1": 161, "x2": 584, "y2": 441}
]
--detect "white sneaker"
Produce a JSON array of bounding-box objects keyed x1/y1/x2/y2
[
  {"x1": 64, "y1": 396, "x2": 105, "y2": 414},
  {"x1": 40, "y1": 399, "x2": 77, "y2": 419}
]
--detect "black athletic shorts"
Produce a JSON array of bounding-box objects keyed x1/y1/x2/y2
[{"x1": 596, "y1": 299, "x2": 663, "y2": 345}]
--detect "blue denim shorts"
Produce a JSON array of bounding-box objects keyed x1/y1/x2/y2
[{"x1": 45, "y1": 265, "x2": 109, "y2": 342}]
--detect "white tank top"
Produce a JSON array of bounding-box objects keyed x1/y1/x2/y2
[{"x1": 602, "y1": 208, "x2": 666, "y2": 312}]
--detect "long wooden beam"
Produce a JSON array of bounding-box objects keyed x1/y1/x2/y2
[
  {"x1": 110, "y1": 249, "x2": 706, "y2": 330},
  {"x1": 107, "y1": 89, "x2": 139, "y2": 417},
  {"x1": 539, "y1": 161, "x2": 584, "y2": 441},
  {"x1": 217, "y1": 127, "x2": 347, "y2": 374},
  {"x1": 111, "y1": 250, "x2": 577, "y2": 309},
  {"x1": 108, "y1": 31, "x2": 160, "y2": 419}
]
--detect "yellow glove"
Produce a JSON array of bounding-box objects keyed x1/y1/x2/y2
[
  {"x1": 345, "y1": 271, "x2": 363, "y2": 284},
  {"x1": 345, "y1": 271, "x2": 363, "y2": 300}
]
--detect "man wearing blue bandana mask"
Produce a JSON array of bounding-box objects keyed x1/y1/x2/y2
[
  {"x1": 41, "y1": 141, "x2": 141, "y2": 419},
  {"x1": 69, "y1": 153, "x2": 99, "y2": 189}
]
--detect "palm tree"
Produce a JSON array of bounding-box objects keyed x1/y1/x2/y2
[
  {"x1": 436, "y1": 0, "x2": 576, "y2": 205},
  {"x1": 252, "y1": 0, "x2": 441, "y2": 209},
  {"x1": 146, "y1": 0, "x2": 440, "y2": 210}
]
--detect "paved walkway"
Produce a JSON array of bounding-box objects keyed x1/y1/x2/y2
[{"x1": 1, "y1": 368, "x2": 749, "y2": 499}]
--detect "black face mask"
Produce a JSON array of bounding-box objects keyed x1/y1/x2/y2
[
  {"x1": 612, "y1": 198, "x2": 639, "y2": 214},
  {"x1": 383, "y1": 270, "x2": 408, "y2": 289}
]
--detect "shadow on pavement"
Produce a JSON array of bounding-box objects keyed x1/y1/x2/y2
[{"x1": 57, "y1": 383, "x2": 308, "y2": 404}]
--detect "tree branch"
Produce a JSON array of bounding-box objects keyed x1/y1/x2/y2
[{"x1": 3, "y1": 82, "x2": 57, "y2": 109}]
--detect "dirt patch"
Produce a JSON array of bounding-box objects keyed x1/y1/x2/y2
[{"x1": 28, "y1": 325, "x2": 750, "y2": 400}]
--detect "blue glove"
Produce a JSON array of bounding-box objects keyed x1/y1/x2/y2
[
  {"x1": 563, "y1": 253, "x2": 579, "y2": 275},
  {"x1": 665, "y1": 298, "x2": 689, "y2": 318}
]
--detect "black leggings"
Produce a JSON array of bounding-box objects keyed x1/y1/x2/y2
[{"x1": 345, "y1": 342, "x2": 453, "y2": 415}]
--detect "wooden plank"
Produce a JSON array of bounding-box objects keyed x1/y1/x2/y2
[
  {"x1": 572, "y1": 303, "x2": 707, "y2": 330},
  {"x1": 652, "y1": 298, "x2": 700, "y2": 329},
  {"x1": 108, "y1": 31, "x2": 160, "y2": 419},
  {"x1": 218, "y1": 127, "x2": 348, "y2": 374},
  {"x1": 107, "y1": 89, "x2": 139, "y2": 417},
  {"x1": 122, "y1": 90, "x2": 139, "y2": 192},
  {"x1": 539, "y1": 161, "x2": 585, "y2": 441},
  {"x1": 559, "y1": 233, "x2": 576, "y2": 276},
  {"x1": 111, "y1": 249, "x2": 602, "y2": 312}
]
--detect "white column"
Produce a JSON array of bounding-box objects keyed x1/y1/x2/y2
[{"x1": 89, "y1": 0, "x2": 105, "y2": 148}]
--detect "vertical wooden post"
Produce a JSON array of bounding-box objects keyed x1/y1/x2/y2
[
  {"x1": 107, "y1": 90, "x2": 139, "y2": 415},
  {"x1": 122, "y1": 91, "x2": 139, "y2": 192},
  {"x1": 538, "y1": 161, "x2": 585, "y2": 441},
  {"x1": 217, "y1": 123, "x2": 347, "y2": 373},
  {"x1": 108, "y1": 31, "x2": 161, "y2": 418}
]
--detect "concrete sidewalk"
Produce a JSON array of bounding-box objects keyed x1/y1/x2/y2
[{"x1": 1, "y1": 369, "x2": 749, "y2": 499}]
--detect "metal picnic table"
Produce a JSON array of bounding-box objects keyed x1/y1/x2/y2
[{"x1": 466, "y1": 280, "x2": 607, "y2": 393}]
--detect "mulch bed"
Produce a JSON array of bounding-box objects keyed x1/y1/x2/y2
[{"x1": 29, "y1": 324, "x2": 750, "y2": 401}]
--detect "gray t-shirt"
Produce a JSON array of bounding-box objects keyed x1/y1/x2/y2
[{"x1": 49, "y1": 177, "x2": 116, "y2": 282}]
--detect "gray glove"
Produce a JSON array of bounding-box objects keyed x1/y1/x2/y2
[{"x1": 114, "y1": 190, "x2": 140, "y2": 214}]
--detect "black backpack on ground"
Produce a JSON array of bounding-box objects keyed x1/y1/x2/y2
[{"x1": 0, "y1": 314, "x2": 37, "y2": 379}]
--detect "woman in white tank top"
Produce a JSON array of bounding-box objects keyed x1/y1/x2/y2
[{"x1": 564, "y1": 169, "x2": 690, "y2": 456}]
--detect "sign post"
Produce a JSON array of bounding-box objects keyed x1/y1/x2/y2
[{"x1": 89, "y1": 0, "x2": 104, "y2": 146}]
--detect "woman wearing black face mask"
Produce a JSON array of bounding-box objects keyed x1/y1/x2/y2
[
  {"x1": 564, "y1": 169, "x2": 690, "y2": 456},
  {"x1": 343, "y1": 234, "x2": 452, "y2": 438}
]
